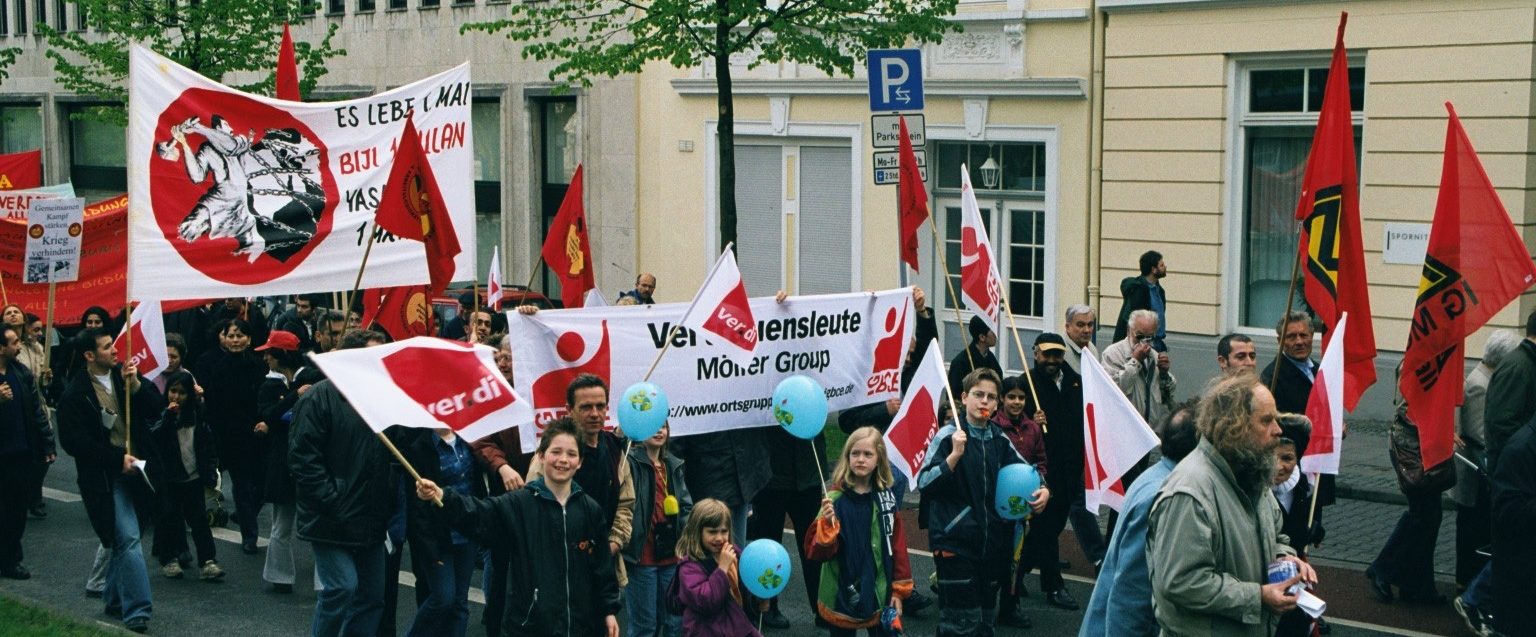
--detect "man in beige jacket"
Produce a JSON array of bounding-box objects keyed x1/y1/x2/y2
[
  {"x1": 1146, "y1": 373, "x2": 1316, "y2": 636},
  {"x1": 1103, "y1": 310, "x2": 1177, "y2": 425}
]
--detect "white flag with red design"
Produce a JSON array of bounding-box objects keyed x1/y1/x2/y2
[
  {"x1": 884, "y1": 340, "x2": 950, "y2": 484},
  {"x1": 1302, "y1": 312, "x2": 1348, "y2": 477},
  {"x1": 678, "y1": 245, "x2": 758, "y2": 359},
  {"x1": 307, "y1": 336, "x2": 530, "y2": 442},
  {"x1": 958, "y1": 167, "x2": 1003, "y2": 333},
  {"x1": 1081, "y1": 352, "x2": 1160, "y2": 512},
  {"x1": 486, "y1": 246, "x2": 504, "y2": 309},
  {"x1": 114, "y1": 298, "x2": 169, "y2": 381}
]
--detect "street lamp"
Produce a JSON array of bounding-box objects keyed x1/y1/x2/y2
[{"x1": 978, "y1": 154, "x2": 1000, "y2": 189}]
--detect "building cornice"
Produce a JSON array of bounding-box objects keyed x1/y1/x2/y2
[
  {"x1": 671, "y1": 77, "x2": 1086, "y2": 99},
  {"x1": 1099, "y1": 0, "x2": 1322, "y2": 12}
]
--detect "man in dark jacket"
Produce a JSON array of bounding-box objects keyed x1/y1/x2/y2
[
  {"x1": 0, "y1": 324, "x2": 53, "y2": 580},
  {"x1": 1487, "y1": 310, "x2": 1536, "y2": 473},
  {"x1": 948, "y1": 314, "x2": 1002, "y2": 396},
  {"x1": 56, "y1": 329, "x2": 163, "y2": 634},
  {"x1": 289, "y1": 330, "x2": 396, "y2": 637},
  {"x1": 670, "y1": 427, "x2": 771, "y2": 547},
  {"x1": 1491, "y1": 416, "x2": 1536, "y2": 635},
  {"x1": 271, "y1": 294, "x2": 321, "y2": 352},
  {"x1": 1021, "y1": 332, "x2": 1094, "y2": 611},
  {"x1": 1261, "y1": 311, "x2": 1334, "y2": 512},
  {"x1": 1112, "y1": 250, "x2": 1168, "y2": 344}
]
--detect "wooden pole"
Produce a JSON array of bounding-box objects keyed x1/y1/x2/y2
[
  {"x1": 0, "y1": 270, "x2": 8, "y2": 306},
  {"x1": 123, "y1": 299, "x2": 133, "y2": 456},
  {"x1": 42, "y1": 282, "x2": 56, "y2": 370},
  {"x1": 523, "y1": 255, "x2": 544, "y2": 298},
  {"x1": 997, "y1": 293, "x2": 1046, "y2": 434},
  {"x1": 1270, "y1": 237, "x2": 1304, "y2": 390},
  {"x1": 345, "y1": 222, "x2": 380, "y2": 321},
  {"x1": 378, "y1": 432, "x2": 442, "y2": 507},
  {"x1": 925, "y1": 219, "x2": 974, "y2": 370}
]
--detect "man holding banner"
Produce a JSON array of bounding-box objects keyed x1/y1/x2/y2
[{"x1": 56, "y1": 329, "x2": 164, "y2": 634}]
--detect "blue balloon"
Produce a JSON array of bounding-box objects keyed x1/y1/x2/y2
[
  {"x1": 995, "y1": 463, "x2": 1042, "y2": 520},
  {"x1": 616, "y1": 382, "x2": 669, "y2": 442},
  {"x1": 739, "y1": 539, "x2": 793, "y2": 599},
  {"x1": 771, "y1": 375, "x2": 828, "y2": 440}
]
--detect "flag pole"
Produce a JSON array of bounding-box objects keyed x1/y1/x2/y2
[
  {"x1": 123, "y1": 299, "x2": 133, "y2": 456},
  {"x1": 522, "y1": 255, "x2": 545, "y2": 298},
  {"x1": 641, "y1": 243, "x2": 732, "y2": 382},
  {"x1": 997, "y1": 293, "x2": 1045, "y2": 434},
  {"x1": 377, "y1": 432, "x2": 442, "y2": 507},
  {"x1": 1302, "y1": 473, "x2": 1321, "y2": 550},
  {"x1": 1270, "y1": 239, "x2": 1304, "y2": 391},
  {"x1": 345, "y1": 221, "x2": 380, "y2": 321},
  {"x1": 0, "y1": 271, "x2": 8, "y2": 306},
  {"x1": 925, "y1": 220, "x2": 975, "y2": 370},
  {"x1": 41, "y1": 281, "x2": 56, "y2": 370}
]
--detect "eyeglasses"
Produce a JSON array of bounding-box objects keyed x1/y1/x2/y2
[{"x1": 969, "y1": 391, "x2": 998, "y2": 402}]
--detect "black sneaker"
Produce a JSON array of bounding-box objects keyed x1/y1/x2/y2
[
  {"x1": 1045, "y1": 589, "x2": 1080, "y2": 611},
  {"x1": 905, "y1": 590, "x2": 934, "y2": 615},
  {"x1": 124, "y1": 617, "x2": 149, "y2": 633},
  {"x1": 760, "y1": 608, "x2": 790, "y2": 629},
  {"x1": 0, "y1": 563, "x2": 31, "y2": 580}
]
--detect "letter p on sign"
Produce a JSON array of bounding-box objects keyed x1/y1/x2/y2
[{"x1": 868, "y1": 49, "x2": 924, "y2": 112}]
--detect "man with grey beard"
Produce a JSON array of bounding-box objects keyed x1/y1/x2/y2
[{"x1": 1146, "y1": 374, "x2": 1317, "y2": 636}]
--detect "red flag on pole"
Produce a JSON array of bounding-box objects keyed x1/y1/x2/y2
[
  {"x1": 1400, "y1": 103, "x2": 1536, "y2": 468},
  {"x1": 375, "y1": 116, "x2": 460, "y2": 295},
  {"x1": 276, "y1": 24, "x2": 301, "y2": 101},
  {"x1": 361, "y1": 285, "x2": 435, "y2": 341},
  {"x1": 1303, "y1": 313, "x2": 1349, "y2": 477},
  {"x1": 678, "y1": 245, "x2": 758, "y2": 358},
  {"x1": 958, "y1": 166, "x2": 1003, "y2": 333},
  {"x1": 1294, "y1": 12, "x2": 1376, "y2": 411},
  {"x1": 114, "y1": 299, "x2": 169, "y2": 381},
  {"x1": 897, "y1": 116, "x2": 928, "y2": 272},
  {"x1": 540, "y1": 164, "x2": 595, "y2": 308},
  {"x1": 884, "y1": 340, "x2": 948, "y2": 484}
]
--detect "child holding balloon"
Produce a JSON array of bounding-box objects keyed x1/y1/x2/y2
[
  {"x1": 917, "y1": 368, "x2": 1049, "y2": 637},
  {"x1": 805, "y1": 426, "x2": 913, "y2": 636},
  {"x1": 992, "y1": 375, "x2": 1049, "y2": 627},
  {"x1": 673, "y1": 498, "x2": 765, "y2": 637}
]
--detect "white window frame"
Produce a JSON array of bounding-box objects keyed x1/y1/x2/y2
[
  {"x1": 702, "y1": 120, "x2": 863, "y2": 293},
  {"x1": 1221, "y1": 54, "x2": 1367, "y2": 337},
  {"x1": 924, "y1": 123, "x2": 1059, "y2": 334}
]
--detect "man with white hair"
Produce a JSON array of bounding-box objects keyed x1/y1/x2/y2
[
  {"x1": 1062, "y1": 305, "x2": 1098, "y2": 375},
  {"x1": 1147, "y1": 374, "x2": 1315, "y2": 635},
  {"x1": 1102, "y1": 309, "x2": 1177, "y2": 424}
]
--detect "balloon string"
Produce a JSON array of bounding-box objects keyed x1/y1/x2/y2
[{"x1": 811, "y1": 438, "x2": 828, "y2": 497}]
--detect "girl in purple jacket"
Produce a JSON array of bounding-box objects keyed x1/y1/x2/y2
[{"x1": 674, "y1": 499, "x2": 763, "y2": 637}]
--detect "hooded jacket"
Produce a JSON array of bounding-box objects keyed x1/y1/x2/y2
[
  {"x1": 441, "y1": 477, "x2": 622, "y2": 637},
  {"x1": 917, "y1": 420, "x2": 1025, "y2": 559},
  {"x1": 621, "y1": 443, "x2": 693, "y2": 565},
  {"x1": 805, "y1": 482, "x2": 914, "y2": 629}
]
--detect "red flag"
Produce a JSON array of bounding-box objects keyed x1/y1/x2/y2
[
  {"x1": 1400, "y1": 103, "x2": 1536, "y2": 468},
  {"x1": 113, "y1": 299, "x2": 169, "y2": 381},
  {"x1": 1294, "y1": 12, "x2": 1376, "y2": 411},
  {"x1": 276, "y1": 24, "x2": 301, "y2": 101},
  {"x1": 541, "y1": 165, "x2": 595, "y2": 308},
  {"x1": 0, "y1": 150, "x2": 42, "y2": 191},
  {"x1": 1303, "y1": 313, "x2": 1348, "y2": 476},
  {"x1": 375, "y1": 116, "x2": 460, "y2": 295},
  {"x1": 361, "y1": 284, "x2": 435, "y2": 341},
  {"x1": 958, "y1": 166, "x2": 1003, "y2": 333},
  {"x1": 897, "y1": 116, "x2": 927, "y2": 272}
]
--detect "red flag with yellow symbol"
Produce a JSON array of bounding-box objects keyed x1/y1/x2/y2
[
  {"x1": 374, "y1": 116, "x2": 460, "y2": 296},
  {"x1": 1400, "y1": 103, "x2": 1536, "y2": 469},
  {"x1": 1294, "y1": 12, "x2": 1376, "y2": 411},
  {"x1": 540, "y1": 164, "x2": 595, "y2": 308},
  {"x1": 362, "y1": 284, "x2": 435, "y2": 341}
]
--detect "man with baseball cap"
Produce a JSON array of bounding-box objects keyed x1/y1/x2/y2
[{"x1": 949, "y1": 315, "x2": 1003, "y2": 397}]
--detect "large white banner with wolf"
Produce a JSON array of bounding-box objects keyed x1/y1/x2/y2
[{"x1": 127, "y1": 45, "x2": 474, "y2": 299}]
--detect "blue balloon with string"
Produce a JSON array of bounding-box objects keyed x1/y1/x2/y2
[
  {"x1": 771, "y1": 375, "x2": 827, "y2": 440},
  {"x1": 994, "y1": 463, "x2": 1042, "y2": 520},
  {"x1": 740, "y1": 539, "x2": 793, "y2": 599}
]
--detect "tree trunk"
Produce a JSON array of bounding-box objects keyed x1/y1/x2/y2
[{"x1": 714, "y1": 2, "x2": 736, "y2": 250}]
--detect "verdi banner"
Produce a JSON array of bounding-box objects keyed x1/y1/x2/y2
[
  {"x1": 127, "y1": 45, "x2": 475, "y2": 300},
  {"x1": 508, "y1": 288, "x2": 916, "y2": 452}
]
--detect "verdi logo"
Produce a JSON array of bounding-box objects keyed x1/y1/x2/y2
[{"x1": 381, "y1": 345, "x2": 512, "y2": 431}]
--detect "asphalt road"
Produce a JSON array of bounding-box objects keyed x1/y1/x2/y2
[{"x1": 0, "y1": 453, "x2": 1434, "y2": 636}]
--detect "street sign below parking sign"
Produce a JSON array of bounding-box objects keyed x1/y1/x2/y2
[{"x1": 867, "y1": 49, "x2": 924, "y2": 112}]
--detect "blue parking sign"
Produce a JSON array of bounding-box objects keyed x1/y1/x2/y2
[{"x1": 867, "y1": 49, "x2": 923, "y2": 112}]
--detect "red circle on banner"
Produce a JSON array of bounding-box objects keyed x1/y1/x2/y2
[{"x1": 149, "y1": 88, "x2": 339, "y2": 284}]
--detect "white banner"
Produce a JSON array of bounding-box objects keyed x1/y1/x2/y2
[
  {"x1": 127, "y1": 45, "x2": 475, "y2": 300},
  {"x1": 23, "y1": 197, "x2": 85, "y2": 284},
  {"x1": 509, "y1": 288, "x2": 916, "y2": 452}
]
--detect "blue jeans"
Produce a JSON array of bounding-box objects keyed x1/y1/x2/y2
[
  {"x1": 312, "y1": 541, "x2": 386, "y2": 637},
  {"x1": 1462, "y1": 563, "x2": 1495, "y2": 608},
  {"x1": 730, "y1": 502, "x2": 749, "y2": 547},
  {"x1": 105, "y1": 477, "x2": 152, "y2": 624},
  {"x1": 405, "y1": 542, "x2": 475, "y2": 637},
  {"x1": 625, "y1": 563, "x2": 682, "y2": 637}
]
